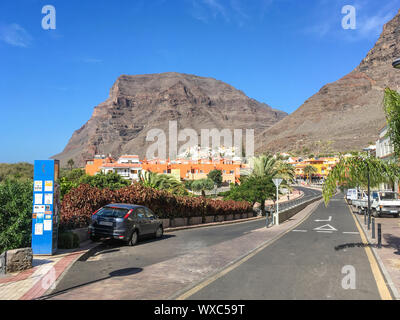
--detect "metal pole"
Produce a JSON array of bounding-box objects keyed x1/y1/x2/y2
[
  {"x1": 276, "y1": 185, "x2": 279, "y2": 225},
  {"x1": 377, "y1": 223, "x2": 382, "y2": 248},
  {"x1": 364, "y1": 209, "x2": 367, "y2": 225},
  {"x1": 367, "y1": 163, "x2": 371, "y2": 230},
  {"x1": 372, "y1": 217, "x2": 375, "y2": 239}
]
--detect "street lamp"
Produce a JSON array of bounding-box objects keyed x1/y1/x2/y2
[
  {"x1": 392, "y1": 58, "x2": 400, "y2": 69},
  {"x1": 362, "y1": 149, "x2": 372, "y2": 230},
  {"x1": 272, "y1": 178, "x2": 283, "y2": 226}
]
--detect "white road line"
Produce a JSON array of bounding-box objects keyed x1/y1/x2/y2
[
  {"x1": 314, "y1": 216, "x2": 332, "y2": 222},
  {"x1": 316, "y1": 231, "x2": 333, "y2": 233}
]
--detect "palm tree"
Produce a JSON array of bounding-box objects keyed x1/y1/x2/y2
[
  {"x1": 323, "y1": 153, "x2": 400, "y2": 206},
  {"x1": 303, "y1": 165, "x2": 317, "y2": 184},
  {"x1": 139, "y1": 171, "x2": 183, "y2": 193},
  {"x1": 67, "y1": 159, "x2": 75, "y2": 171}
]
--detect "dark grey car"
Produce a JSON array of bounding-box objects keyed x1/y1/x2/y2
[{"x1": 88, "y1": 203, "x2": 164, "y2": 246}]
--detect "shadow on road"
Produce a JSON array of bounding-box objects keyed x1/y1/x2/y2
[
  {"x1": 335, "y1": 242, "x2": 377, "y2": 251},
  {"x1": 79, "y1": 234, "x2": 176, "y2": 262},
  {"x1": 37, "y1": 267, "x2": 143, "y2": 300}
]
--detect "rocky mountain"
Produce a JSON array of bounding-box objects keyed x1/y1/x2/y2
[
  {"x1": 256, "y1": 9, "x2": 400, "y2": 156},
  {"x1": 53, "y1": 72, "x2": 287, "y2": 167}
]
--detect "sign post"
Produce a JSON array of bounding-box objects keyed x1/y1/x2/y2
[
  {"x1": 31, "y1": 160, "x2": 60, "y2": 255},
  {"x1": 272, "y1": 178, "x2": 283, "y2": 226}
]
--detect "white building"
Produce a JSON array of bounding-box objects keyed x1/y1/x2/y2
[
  {"x1": 100, "y1": 155, "x2": 142, "y2": 181},
  {"x1": 376, "y1": 126, "x2": 394, "y2": 161},
  {"x1": 375, "y1": 125, "x2": 397, "y2": 191}
]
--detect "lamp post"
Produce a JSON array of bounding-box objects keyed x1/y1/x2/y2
[
  {"x1": 272, "y1": 178, "x2": 283, "y2": 226},
  {"x1": 362, "y1": 148, "x2": 372, "y2": 229}
]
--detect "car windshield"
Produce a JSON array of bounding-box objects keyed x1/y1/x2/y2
[
  {"x1": 96, "y1": 207, "x2": 130, "y2": 218},
  {"x1": 380, "y1": 192, "x2": 399, "y2": 200}
]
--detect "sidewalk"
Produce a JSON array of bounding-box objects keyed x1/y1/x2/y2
[
  {"x1": 0, "y1": 241, "x2": 99, "y2": 300},
  {"x1": 265, "y1": 189, "x2": 303, "y2": 206},
  {"x1": 351, "y1": 206, "x2": 400, "y2": 299}
]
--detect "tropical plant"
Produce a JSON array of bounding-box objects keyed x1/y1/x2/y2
[
  {"x1": 383, "y1": 87, "x2": 400, "y2": 158},
  {"x1": 303, "y1": 165, "x2": 318, "y2": 183},
  {"x1": 59, "y1": 169, "x2": 129, "y2": 200},
  {"x1": 225, "y1": 175, "x2": 275, "y2": 215},
  {"x1": 60, "y1": 183, "x2": 252, "y2": 230},
  {"x1": 139, "y1": 171, "x2": 184, "y2": 194},
  {"x1": 190, "y1": 178, "x2": 215, "y2": 197},
  {"x1": 0, "y1": 179, "x2": 33, "y2": 253},
  {"x1": 207, "y1": 169, "x2": 223, "y2": 187},
  {"x1": 322, "y1": 153, "x2": 400, "y2": 206},
  {"x1": 67, "y1": 159, "x2": 75, "y2": 170}
]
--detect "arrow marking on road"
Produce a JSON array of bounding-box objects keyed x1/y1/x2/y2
[
  {"x1": 313, "y1": 224, "x2": 337, "y2": 232},
  {"x1": 314, "y1": 216, "x2": 332, "y2": 222}
]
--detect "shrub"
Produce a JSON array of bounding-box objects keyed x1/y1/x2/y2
[
  {"x1": 60, "y1": 183, "x2": 252, "y2": 230},
  {"x1": 0, "y1": 179, "x2": 33, "y2": 254},
  {"x1": 58, "y1": 231, "x2": 80, "y2": 249}
]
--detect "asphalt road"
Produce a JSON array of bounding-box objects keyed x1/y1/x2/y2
[
  {"x1": 49, "y1": 187, "x2": 318, "y2": 296},
  {"x1": 47, "y1": 187, "x2": 383, "y2": 299},
  {"x1": 188, "y1": 192, "x2": 382, "y2": 300}
]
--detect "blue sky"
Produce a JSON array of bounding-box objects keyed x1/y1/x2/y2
[{"x1": 0, "y1": 0, "x2": 399, "y2": 163}]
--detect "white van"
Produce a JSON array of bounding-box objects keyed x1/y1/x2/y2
[{"x1": 346, "y1": 189, "x2": 358, "y2": 205}]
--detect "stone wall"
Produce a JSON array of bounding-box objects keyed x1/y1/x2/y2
[{"x1": 1, "y1": 248, "x2": 33, "y2": 274}]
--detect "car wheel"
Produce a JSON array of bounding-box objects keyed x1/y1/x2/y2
[
  {"x1": 90, "y1": 235, "x2": 100, "y2": 242},
  {"x1": 372, "y1": 209, "x2": 379, "y2": 218},
  {"x1": 128, "y1": 230, "x2": 138, "y2": 246},
  {"x1": 155, "y1": 225, "x2": 163, "y2": 239},
  {"x1": 394, "y1": 214, "x2": 399, "y2": 218}
]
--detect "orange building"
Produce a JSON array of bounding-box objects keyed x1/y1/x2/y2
[
  {"x1": 85, "y1": 155, "x2": 115, "y2": 175},
  {"x1": 142, "y1": 158, "x2": 244, "y2": 184}
]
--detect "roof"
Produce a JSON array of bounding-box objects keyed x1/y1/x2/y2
[
  {"x1": 119, "y1": 155, "x2": 139, "y2": 158},
  {"x1": 101, "y1": 163, "x2": 142, "y2": 168}
]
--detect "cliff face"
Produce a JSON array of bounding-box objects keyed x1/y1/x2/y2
[
  {"x1": 256, "y1": 10, "x2": 400, "y2": 155},
  {"x1": 53, "y1": 72, "x2": 287, "y2": 166}
]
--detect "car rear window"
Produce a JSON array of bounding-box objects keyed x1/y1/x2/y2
[{"x1": 96, "y1": 207, "x2": 130, "y2": 218}]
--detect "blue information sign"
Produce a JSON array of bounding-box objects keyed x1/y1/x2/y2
[{"x1": 31, "y1": 160, "x2": 60, "y2": 255}]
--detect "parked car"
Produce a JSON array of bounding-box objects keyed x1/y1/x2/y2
[
  {"x1": 371, "y1": 191, "x2": 400, "y2": 218},
  {"x1": 88, "y1": 203, "x2": 164, "y2": 246},
  {"x1": 346, "y1": 189, "x2": 358, "y2": 205},
  {"x1": 352, "y1": 190, "x2": 379, "y2": 214}
]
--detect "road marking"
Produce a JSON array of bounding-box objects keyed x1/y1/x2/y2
[
  {"x1": 348, "y1": 204, "x2": 392, "y2": 300},
  {"x1": 292, "y1": 230, "x2": 307, "y2": 232},
  {"x1": 316, "y1": 231, "x2": 332, "y2": 233},
  {"x1": 314, "y1": 224, "x2": 337, "y2": 231},
  {"x1": 174, "y1": 199, "x2": 323, "y2": 300},
  {"x1": 315, "y1": 216, "x2": 332, "y2": 222}
]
